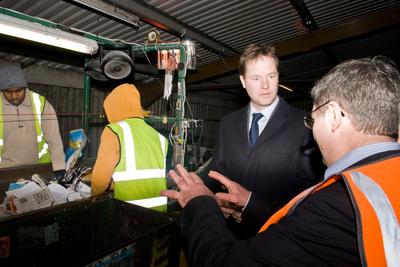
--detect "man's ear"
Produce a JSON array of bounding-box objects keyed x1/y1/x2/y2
[
  {"x1": 328, "y1": 102, "x2": 343, "y2": 133},
  {"x1": 239, "y1": 75, "x2": 246, "y2": 89}
]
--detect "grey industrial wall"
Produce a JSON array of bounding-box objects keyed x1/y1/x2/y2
[
  {"x1": 146, "y1": 97, "x2": 238, "y2": 149},
  {"x1": 31, "y1": 82, "x2": 238, "y2": 161}
]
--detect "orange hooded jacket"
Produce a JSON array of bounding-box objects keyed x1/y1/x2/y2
[{"x1": 90, "y1": 83, "x2": 143, "y2": 196}]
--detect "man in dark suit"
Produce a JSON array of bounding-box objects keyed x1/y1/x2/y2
[
  {"x1": 203, "y1": 43, "x2": 325, "y2": 239},
  {"x1": 160, "y1": 56, "x2": 400, "y2": 266}
]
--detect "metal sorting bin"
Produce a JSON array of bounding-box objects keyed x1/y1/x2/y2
[{"x1": 0, "y1": 194, "x2": 181, "y2": 266}]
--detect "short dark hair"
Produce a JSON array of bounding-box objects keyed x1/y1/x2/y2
[{"x1": 238, "y1": 43, "x2": 279, "y2": 77}]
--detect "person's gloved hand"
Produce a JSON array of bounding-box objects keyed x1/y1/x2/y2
[{"x1": 54, "y1": 169, "x2": 66, "y2": 182}]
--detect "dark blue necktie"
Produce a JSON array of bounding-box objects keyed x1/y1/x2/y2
[{"x1": 249, "y1": 113, "x2": 264, "y2": 149}]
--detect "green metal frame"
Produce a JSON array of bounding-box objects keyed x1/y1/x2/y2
[
  {"x1": 83, "y1": 43, "x2": 188, "y2": 167},
  {"x1": 1, "y1": 8, "x2": 187, "y2": 167}
]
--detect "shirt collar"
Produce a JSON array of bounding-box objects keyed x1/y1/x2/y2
[
  {"x1": 249, "y1": 96, "x2": 279, "y2": 120},
  {"x1": 324, "y1": 142, "x2": 400, "y2": 180}
]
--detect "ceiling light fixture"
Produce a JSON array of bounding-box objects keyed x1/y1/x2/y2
[{"x1": 0, "y1": 13, "x2": 98, "y2": 55}]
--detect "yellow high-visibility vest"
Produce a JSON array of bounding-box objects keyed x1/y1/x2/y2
[
  {"x1": 0, "y1": 91, "x2": 51, "y2": 166},
  {"x1": 108, "y1": 118, "x2": 168, "y2": 213}
]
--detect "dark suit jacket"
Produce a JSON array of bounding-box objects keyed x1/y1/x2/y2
[
  {"x1": 204, "y1": 97, "x2": 326, "y2": 238},
  {"x1": 178, "y1": 151, "x2": 400, "y2": 267}
]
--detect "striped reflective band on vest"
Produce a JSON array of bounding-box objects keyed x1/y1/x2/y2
[
  {"x1": 348, "y1": 171, "x2": 400, "y2": 266},
  {"x1": 112, "y1": 120, "x2": 167, "y2": 207},
  {"x1": 125, "y1": 196, "x2": 168, "y2": 208},
  {"x1": 0, "y1": 92, "x2": 50, "y2": 166},
  {"x1": 259, "y1": 158, "x2": 400, "y2": 267},
  {"x1": 31, "y1": 93, "x2": 49, "y2": 159}
]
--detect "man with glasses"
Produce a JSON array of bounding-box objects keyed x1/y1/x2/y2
[
  {"x1": 160, "y1": 56, "x2": 400, "y2": 266},
  {"x1": 303, "y1": 100, "x2": 345, "y2": 130}
]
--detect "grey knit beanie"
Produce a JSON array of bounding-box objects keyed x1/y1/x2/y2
[{"x1": 0, "y1": 66, "x2": 28, "y2": 91}]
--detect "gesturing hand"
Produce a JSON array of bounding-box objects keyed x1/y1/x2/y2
[
  {"x1": 208, "y1": 170, "x2": 251, "y2": 223},
  {"x1": 159, "y1": 164, "x2": 219, "y2": 208},
  {"x1": 209, "y1": 170, "x2": 251, "y2": 207}
]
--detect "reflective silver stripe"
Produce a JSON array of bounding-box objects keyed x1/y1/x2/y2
[
  {"x1": 159, "y1": 133, "x2": 166, "y2": 157},
  {"x1": 349, "y1": 171, "x2": 400, "y2": 266},
  {"x1": 159, "y1": 133, "x2": 167, "y2": 172},
  {"x1": 286, "y1": 184, "x2": 320, "y2": 216},
  {"x1": 288, "y1": 186, "x2": 315, "y2": 204},
  {"x1": 113, "y1": 121, "x2": 166, "y2": 181},
  {"x1": 119, "y1": 121, "x2": 135, "y2": 172},
  {"x1": 37, "y1": 135, "x2": 43, "y2": 142},
  {"x1": 126, "y1": 196, "x2": 168, "y2": 208},
  {"x1": 32, "y1": 93, "x2": 42, "y2": 127},
  {"x1": 38, "y1": 142, "x2": 48, "y2": 158},
  {"x1": 32, "y1": 93, "x2": 44, "y2": 143}
]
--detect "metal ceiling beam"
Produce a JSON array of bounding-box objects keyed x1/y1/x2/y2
[
  {"x1": 289, "y1": 0, "x2": 338, "y2": 66},
  {"x1": 138, "y1": 7, "x2": 400, "y2": 108},
  {"x1": 71, "y1": 0, "x2": 140, "y2": 28},
  {"x1": 21, "y1": 58, "x2": 42, "y2": 69},
  {"x1": 289, "y1": 0, "x2": 318, "y2": 31},
  {"x1": 83, "y1": 0, "x2": 238, "y2": 57}
]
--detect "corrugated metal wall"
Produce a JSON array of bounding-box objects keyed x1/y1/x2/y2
[
  {"x1": 146, "y1": 97, "x2": 237, "y2": 150},
  {"x1": 29, "y1": 83, "x2": 107, "y2": 159},
  {"x1": 30, "y1": 82, "x2": 239, "y2": 161}
]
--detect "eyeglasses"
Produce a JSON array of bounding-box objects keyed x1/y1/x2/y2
[{"x1": 303, "y1": 100, "x2": 345, "y2": 129}]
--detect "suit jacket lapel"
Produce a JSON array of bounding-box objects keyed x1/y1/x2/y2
[
  {"x1": 234, "y1": 104, "x2": 251, "y2": 156},
  {"x1": 252, "y1": 97, "x2": 290, "y2": 151}
]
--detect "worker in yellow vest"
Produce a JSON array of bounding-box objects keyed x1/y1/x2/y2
[
  {"x1": 91, "y1": 83, "x2": 168, "y2": 213},
  {"x1": 160, "y1": 56, "x2": 400, "y2": 266},
  {"x1": 0, "y1": 66, "x2": 65, "y2": 177}
]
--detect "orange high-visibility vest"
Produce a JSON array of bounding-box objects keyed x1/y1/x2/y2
[{"x1": 259, "y1": 156, "x2": 400, "y2": 267}]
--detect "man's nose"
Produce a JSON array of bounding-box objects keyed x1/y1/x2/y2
[
  {"x1": 261, "y1": 78, "x2": 269, "y2": 89},
  {"x1": 10, "y1": 92, "x2": 18, "y2": 98}
]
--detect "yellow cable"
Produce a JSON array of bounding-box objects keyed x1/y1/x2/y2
[{"x1": 279, "y1": 84, "x2": 293, "y2": 92}]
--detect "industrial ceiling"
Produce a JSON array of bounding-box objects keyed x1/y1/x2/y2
[{"x1": 0, "y1": 0, "x2": 399, "y2": 108}]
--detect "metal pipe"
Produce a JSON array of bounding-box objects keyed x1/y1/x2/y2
[{"x1": 83, "y1": 69, "x2": 91, "y2": 158}]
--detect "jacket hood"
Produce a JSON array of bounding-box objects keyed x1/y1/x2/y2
[{"x1": 104, "y1": 83, "x2": 143, "y2": 123}]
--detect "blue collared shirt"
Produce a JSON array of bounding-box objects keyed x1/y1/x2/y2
[
  {"x1": 324, "y1": 142, "x2": 400, "y2": 180},
  {"x1": 248, "y1": 96, "x2": 279, "y2": 134}
]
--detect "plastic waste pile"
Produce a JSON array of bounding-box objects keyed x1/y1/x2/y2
[{"x1": 0, "y1": 129, "x2": 92, "y2": 216}]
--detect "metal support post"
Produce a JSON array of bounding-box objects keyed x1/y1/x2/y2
[
  {"x1": 83, "y1": 72, "x2": 90, "y2": 158},
  {"x1": 171, "y1": 45, "x2": 187, "y2": 170}
]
